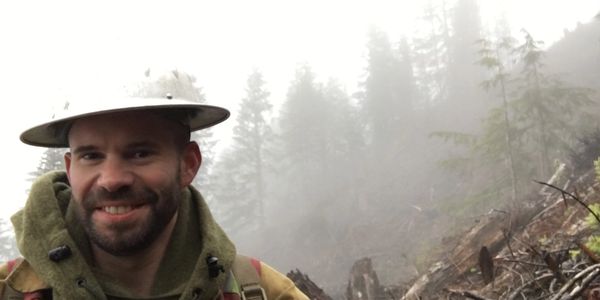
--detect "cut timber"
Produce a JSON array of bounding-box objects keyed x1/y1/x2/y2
[{"x1": 402, "y1": 164, "x2": 567, "y2": 299}]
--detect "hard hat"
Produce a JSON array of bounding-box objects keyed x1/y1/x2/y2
[{"x1": 20, "y1": 68, "x2": 230, "y2": 148}]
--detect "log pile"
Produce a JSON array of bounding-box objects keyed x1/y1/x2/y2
[
  {"x1": 288, "y1": 164, "x2": 600, "y2": 299},
  {"x1": 398, "y1": 165, "x2": 600, "y2": 299}
]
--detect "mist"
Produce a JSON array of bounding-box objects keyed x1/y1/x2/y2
[
  {"x1": 197, "y1": 1, "x2": 600, "y2": 296},
  {"x1": 3, "y1": 0, "x2": 600, "y2": 298}
]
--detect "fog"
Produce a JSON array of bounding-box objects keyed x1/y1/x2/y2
[{"x1": 1, "y1": 0, "x2": 599, "y2": 297}]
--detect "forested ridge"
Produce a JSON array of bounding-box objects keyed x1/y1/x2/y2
[{"x1": 8, "y1": 1, "x2": 600, "y2": 298}]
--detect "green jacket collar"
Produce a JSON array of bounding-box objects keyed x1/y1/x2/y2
[{"x1": 11, "y1": 171, "x2": 236, "y2": 299}]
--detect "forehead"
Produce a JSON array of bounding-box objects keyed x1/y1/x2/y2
[{"x1": 67, "y1": 111, "x2": 180, "y2": 146}]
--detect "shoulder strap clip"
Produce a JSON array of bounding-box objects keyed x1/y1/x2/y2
[{"x1": 240, "y1": 283, "x2": 267, "y2": 300}]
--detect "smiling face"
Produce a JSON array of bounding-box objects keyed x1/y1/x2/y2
[{"x1": 64, "y1": 110, "x2": 201, "y2": 256}]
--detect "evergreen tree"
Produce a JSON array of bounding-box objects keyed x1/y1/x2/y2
[
  {"x1": 29, "y1": 148, "x2": 66, "y2": 181},
  {"x1": 513, "y1": 30, "x2": 595, "y2": 178},
  {"x1": 319, "y1": 80, "x2": 365, "y2": 216},
  {"x1": 280, "y1": 65, "x2": 326, "y2": 161},
  {"x1": 433, "y1": 31, "x2": 596, "y2": 213},
  {"x1": 413, "y1": 0, "x2": 451, "y2": 106},
  {"x1": 210, "y1": 70, "x2": 273, "y2": 232},
  {"x1": 445, "y1": 0, "x2": 486, "y2": 130},
  {"x1": 0, "y1": 219, "x2": 18, "y2": 262},
  {"x1": 358, "y1": 28, "x2": 421, "y2": 212},
  {"x1": 278, "y1": 65, "x2": 329, "y2": 208},
  {"x1": 477, "y1": 36, "x2": 519, "y2": 204},
  {"x1": 233, "y1": 70, "x2": 272, "y2": 223},
  {"x1": 264, "y1": 65, "x2": 368, "y2": 281},
  {"x1": 361, "y1": 28, "x2": 414, "y2": 155},
  {"x1": 258, "y1": 65, "x2": 331, "y2": 266},
  {"x1": 208, "y1": 148, "x2": 252, "y2": 233}
]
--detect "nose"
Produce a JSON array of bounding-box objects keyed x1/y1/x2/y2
[{"x1": 96, "y1": 157, "x2": 134, "y2": 192}]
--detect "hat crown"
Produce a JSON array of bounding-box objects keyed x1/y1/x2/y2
[
  {"x1": 131, "y1": 69, "x2": 203, "y2": 102},
  {"x1": 51, "y1": 68, "x2": 204, "y2": 121},
  {"x1": 20, "y1": 68, "x2": 229, "y2": 147}
]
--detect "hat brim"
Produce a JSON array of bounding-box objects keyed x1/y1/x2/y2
[{"x1": 20, "y1": 99, "x2": 230, "y2": 148}]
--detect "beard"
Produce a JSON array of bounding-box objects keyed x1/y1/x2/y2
[{"x1": 74, "y1": 178, "x2": 182, "y2": 257}]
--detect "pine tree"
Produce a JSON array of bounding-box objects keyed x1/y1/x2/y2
[
  {"x1": 29, "y1": 148, "x2": 66, "y2": 181},
  {"x1": 513, "y1": 30, "x2": 595, "y2": 178},
  {"x1": 280, "y1": 65, "x2": 328, "y2": 170},
  {"x1": 210, "y1": 70, "x2": 273, "y2": 232},
  {"x1": 361, "y1": 28, "x2": 413, "y2": 156},
  {"x1": 445, "y1": 0, "x2": 486, "y2": 130},
  {"x1": 0, "y1": 219, "x2": 19, "y2": 262},
  {"x1": 477, "y1": 36, "x2": 519, "y2": 204},
  {"x1": 266, "y1": 65, "x2": 368, "y2": 277},
  {"x1": 433, "y1": 31, "x2": 596, "y2": 212},
  {"x1": 234, "y1": 70, "x2": 271, "y2": 222},
  {"x1": 413, "y1": 0, "x2": 451, "y2": 106},
  {"x1": 208, "y1": 148, "x2": 253, "y2": 233}
]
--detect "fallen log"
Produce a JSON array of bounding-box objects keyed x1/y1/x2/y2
[{"x1": 402, "y1": 164, "x2": 570, "y2": 299}]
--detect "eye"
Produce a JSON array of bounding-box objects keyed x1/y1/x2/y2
[
  {"x1": 131, "y1": 150, "x2": 153, "y2": 159},
  {"x1": 81, "y1": 152, "x2": 102, "y2": 161},
  {"x1": 134, "y1": 151, "x2": 148, "y2": 159}
]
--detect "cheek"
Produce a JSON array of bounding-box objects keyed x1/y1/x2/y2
[
  {"x1": 137, "y1": 163, "x2": 179, "y2": 188},
  {"x1": 67, "y1": 166, "x2": 93, "y2": 200},
  {"x1": 158, "y1": 168, "x2": 180, "y2": 187}
]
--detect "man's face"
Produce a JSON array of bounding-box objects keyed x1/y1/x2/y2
[{"x1": 64, "y1": 111, "x2": 200, "y2": 256}]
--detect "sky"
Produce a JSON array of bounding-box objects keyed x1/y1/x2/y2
[{"x1": 0, "y1": 0, "x2": 598, "y2": 220}]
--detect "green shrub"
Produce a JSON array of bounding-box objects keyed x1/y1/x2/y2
[
  {"x1": 585, "y1": 235, "x2": 600, "y2": 255},
  {"x1": 595, "y1": 157, "x2": 600, "y2": 183},
  {"x1": 585, "y1": 204, "x2": 600, "y2": 229}
]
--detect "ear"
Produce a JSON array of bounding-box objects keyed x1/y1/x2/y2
[
  {"x1": 179, "y1": 141, "x2": 202, "y2": 188},
  {"x1": 64, "y1": 152, "x2": 72, "y2": 180}
]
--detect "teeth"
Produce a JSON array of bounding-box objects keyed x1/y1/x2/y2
[{"x1": 102, "y1": 206, "x2": 134, "y2": 215}]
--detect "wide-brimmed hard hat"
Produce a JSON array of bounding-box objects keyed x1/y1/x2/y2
[{"x1": 20, "y1": 69, "x2": 230, "y2": 148}]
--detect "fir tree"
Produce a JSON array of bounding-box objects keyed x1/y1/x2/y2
[
  {"x1": 361, "y1": 28, "x2": 414, "y2": 155},
  {"x1": 513, "y1": 30, "x2": 595, "y2": 178},
  {"x1": 0, "y1": 219, "x2": 19, "y2": 262},
  {"x1": 445, "y1": 0, "x2": 486, "y2": 130},
  {"x1": 477, "y1": 36, "x2": 519, "y2": 204},
  {"x1": 29, "y1": 148, "x2": 66, "y2": 181},
  {"x1": 413, "y1": 0, "x2": 451, "y2": 106},
  {"x1": 210, "y1": 70, "x2": 273, "y2": 232}
]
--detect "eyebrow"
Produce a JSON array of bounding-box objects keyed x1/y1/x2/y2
[
  {"x1": 126, "y1": 141, "x2": 161, "y2": 149},
  {"x1": 71, "y1": 141, "x2": 160, "y2": 155},
  {"x1": 72, "y1": 145, "x2": 98, "y2": 156}
]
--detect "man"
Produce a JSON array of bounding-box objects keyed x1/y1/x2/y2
[{"x1": 0, "y1": 70, "x2": 308, "y2": 299}]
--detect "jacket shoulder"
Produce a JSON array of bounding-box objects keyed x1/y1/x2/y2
[
  {"x1": 0, "y1": 261, "x2": 10, "y2": 279},
  {"x1": 232, "y1": 255, "x2": 308, "y2": 300},
  {"x1": 0, "y1": 261, "x2": 8, "y2": 296},
  {"x1": 258, "y1": 261, "x2": 309, "y2": 300},
  {"x1": 0, "y1": 258, "x2": 49, "y2": 295}
]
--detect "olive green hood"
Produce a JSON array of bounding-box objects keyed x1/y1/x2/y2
[{"x1": 11, "y1": 171, "x2": 236, "y2": 299}]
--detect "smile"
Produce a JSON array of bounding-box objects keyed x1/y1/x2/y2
[{"x1": 101, "y1": 205, "x2": 135, "y2": 215}]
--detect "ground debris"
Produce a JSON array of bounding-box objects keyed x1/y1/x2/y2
[{"x1": 398, "y1": 166, "x2": 600, "y2": 299}]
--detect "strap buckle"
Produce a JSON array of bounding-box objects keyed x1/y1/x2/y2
[{"x1": 240, "y1": 283, "x2": 267, "y2": 300}]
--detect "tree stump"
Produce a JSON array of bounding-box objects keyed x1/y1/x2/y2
[{"x1": 346, "y1": 257, "x2": 385, "y2": 300}]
